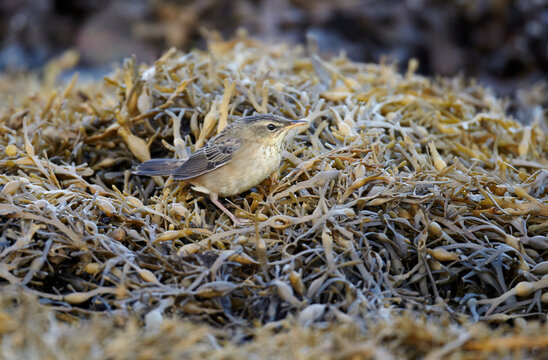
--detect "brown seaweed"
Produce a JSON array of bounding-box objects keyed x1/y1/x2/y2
[{"x1": 0, "y1": 35, "x2": 547, "y2": 358}]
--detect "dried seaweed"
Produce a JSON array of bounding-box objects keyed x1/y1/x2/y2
[{"x1": 0, "y1": 35, "x2": 547, "y2": 358}]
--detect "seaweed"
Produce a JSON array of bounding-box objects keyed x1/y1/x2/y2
[{"x1": 0, "y1": 34, "x2": 547, "y2": 358}]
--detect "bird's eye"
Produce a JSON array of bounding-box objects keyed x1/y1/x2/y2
[{"x1": 267, "y1": 124, "x2": 276, "y2": 131}]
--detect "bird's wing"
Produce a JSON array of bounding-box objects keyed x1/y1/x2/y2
[{"x1": 172, "y1": 134, "x2": 240, "y2": 180}]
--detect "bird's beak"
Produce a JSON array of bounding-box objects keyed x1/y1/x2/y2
[{"x1": 285, "y1": 120, "x2": 308, "y2": 129}]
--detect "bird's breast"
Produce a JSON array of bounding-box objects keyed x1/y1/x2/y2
[{"x1": 188, "y1": 143, "x2": 282, "y2": 197}]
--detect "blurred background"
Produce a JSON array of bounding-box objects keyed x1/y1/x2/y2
[{"x1": 0, "y1": 0, "x2": 547, "y2": 96}]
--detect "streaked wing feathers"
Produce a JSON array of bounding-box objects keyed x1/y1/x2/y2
[{"x1": 172, "y1": 135, "x2": 239, "y2": 180}]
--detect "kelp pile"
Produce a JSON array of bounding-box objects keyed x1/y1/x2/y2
[
  {"x1": 1, "y1": 34, "x2": 547, "y2": 358},
  {"x1": 2, "y1": 290, "x2": 548, "y2": 360}
]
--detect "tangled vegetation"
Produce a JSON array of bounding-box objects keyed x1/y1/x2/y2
[{"x1": 1, "y1": 34, "x2": 547, "y2": 358}]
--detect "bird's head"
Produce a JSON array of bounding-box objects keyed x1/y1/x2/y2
[{"x1": 236, "y1": 114, "x2": 307, "y2": 146}]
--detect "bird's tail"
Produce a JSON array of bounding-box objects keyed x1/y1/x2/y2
[{"x1": 134, "y1": 159, "x2": 184, "y2": 176}]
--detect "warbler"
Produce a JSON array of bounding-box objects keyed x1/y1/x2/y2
[{"x1": 135, "y1": 114, "x2": 307, "y2": 224}]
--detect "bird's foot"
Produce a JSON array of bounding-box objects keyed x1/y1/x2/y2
[
  {"x1": 210, "y1": 195, "x2": 252, "y2": 226},
  {"x1": 230, "y1": 216, "x2": 254, "y2": 226}
]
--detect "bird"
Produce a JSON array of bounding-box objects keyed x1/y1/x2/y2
[{"x1": 134, "y1": 114, "x2": 307, "y2": 224}]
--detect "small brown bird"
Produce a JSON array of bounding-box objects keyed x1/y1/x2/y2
[{"x1": 135, "y1": 114, "x2": 307, "y2": 224}]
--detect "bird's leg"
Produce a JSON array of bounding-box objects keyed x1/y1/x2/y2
[
  {"x1": 269, "y1": 170, "x2": 279, "y2": 184},
  {"x1": 269, "y1": 171, "x2": 280, "y2": 190},
  {"x1": 209, "y1": 193, "x2": 245, "y2": 225}
]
